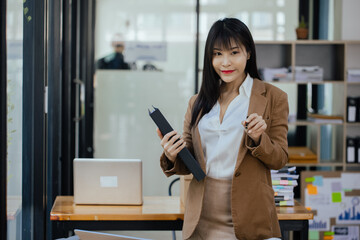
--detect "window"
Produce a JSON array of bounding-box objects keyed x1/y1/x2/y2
[{"x1": 6, "y1": 0, "x2": 23, "y2": 239}]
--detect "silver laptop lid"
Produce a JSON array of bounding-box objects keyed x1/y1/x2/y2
[{"x1": 73, "y1": 158, "x2": 142, "y2": 205}]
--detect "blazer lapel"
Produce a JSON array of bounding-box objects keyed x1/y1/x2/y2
[{"x1": 234, "y1": 79, "x2": 268, "y2": 171}]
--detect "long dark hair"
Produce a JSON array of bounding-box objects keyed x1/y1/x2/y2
[{"x1": 190, "y1": 18, "x2": 261, "y2": 127}]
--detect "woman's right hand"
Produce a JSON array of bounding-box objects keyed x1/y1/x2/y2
[{"x1": 156, "y1": 128, "x2": 186, "y2": 163}]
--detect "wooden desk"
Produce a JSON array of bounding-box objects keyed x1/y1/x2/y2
[
  {"x1": 277, "y1": 201, "x2": 313, "y2": 240},
  {"x1": 51, "y1": 196, "x2": 312, "y2": 239}
]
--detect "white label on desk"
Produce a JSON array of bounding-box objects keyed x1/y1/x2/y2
[{"x1": 100, "y1": 176, "x2": 118, "y2": 188}]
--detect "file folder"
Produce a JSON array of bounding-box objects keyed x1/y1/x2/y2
[
  {"x1": 346, "y1": 137, "x2": 356, "y2": 163},
  {"x1": 149, "y1": 106, "x2": 206, "y2": 181},
  {"x1": 347, "y1": 97, "x2": 357, "y2": 122}
]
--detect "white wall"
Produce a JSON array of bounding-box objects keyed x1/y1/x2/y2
[
  {"x1": 332, "y1": 0, "x2": 360, "y2": 40},
  {"x1": 341, "y1": 0, "x2": 360, "y2": 40}
]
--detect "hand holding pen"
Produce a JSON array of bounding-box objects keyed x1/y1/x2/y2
[{"x1": 241, "y1": 113, "x2": 267, "y2": 145}]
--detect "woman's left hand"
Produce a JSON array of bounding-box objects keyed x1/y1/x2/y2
[{"x1": 242, "y1": 113, "x2": 267, "y2": 145}]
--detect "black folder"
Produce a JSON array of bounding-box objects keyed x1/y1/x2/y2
[
  {"x1": 347, "y1": 97, "x2": 357, "y2": 122},
  {"x1": 346, "y1": 137, "x2": 357, "y2": 163},
  {"x1": 149, "y1": 106, "x2": 206, "y2": 181}
]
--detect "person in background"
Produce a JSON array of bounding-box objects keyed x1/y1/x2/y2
[
  {"x1": 97, "y1": 33, "x2": 130, "y2": 70},
  {"x1": 157, "y1": 18, "x2": 289, "y2": 239}
]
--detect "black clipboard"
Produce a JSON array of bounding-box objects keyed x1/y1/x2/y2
[{"x1": 149, "y1": 106, "x2": 206, "y2": 181}]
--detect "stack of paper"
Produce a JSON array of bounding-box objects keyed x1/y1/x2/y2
[
  {"x1": 271, "y1": 166, "x2": 299, "y2": 206},
  {"x1": 260, "y1": 67, "x2": 292, "y2": 82},
  {"x1": 348, "y1": 69, "x2": 360, "y2": 82},
  {"x1": 294, "y1": 66, "x2": 323, "y2": 82}
]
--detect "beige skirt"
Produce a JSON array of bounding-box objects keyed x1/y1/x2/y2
[{"x1": 188, "y1": 176, "x2": 237, "y2": 240}]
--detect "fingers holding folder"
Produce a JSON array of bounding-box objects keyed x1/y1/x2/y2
[{"x1": 156, "y1": 128, "x2": 186, "y2": 163}]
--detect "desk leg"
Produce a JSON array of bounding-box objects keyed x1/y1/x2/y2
[
  {"x1": 279, "y1": 220, "x2": 309, "y2": 240},
  {"x1": 299, "y1": 220, "x2": 308, "y2": 240},
  {"x1": 280, "y1": 226, "x2": 289, "y2": 240},
  {"x1": 53, "y1": 222, "x2": 70, "y2": 239}
]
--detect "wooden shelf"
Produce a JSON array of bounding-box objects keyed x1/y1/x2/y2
[
  {"x1": 346, "y1": 82, "x2": 360, "y2": 85},
  {"x1": 255, "y1": 41, "x2": 360, "y2": 169},
  {"x1": 287, "y1": 162, "x2": 343, "y2": 167},
  {"x1": 289, "y1": 121, "x2": 344, "y2": 126},
  {"x1": 294, "y1": 40, "x2": 346, "y2": 45},
  {"x1": 345, "y1": 122, "x2": 360, "y2": 126},
  {"x1": 345, "y1": 163, "x2": 360, "y2": 167}
]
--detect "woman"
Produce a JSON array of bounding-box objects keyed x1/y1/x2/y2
[{"x1": 157, "y1": 18, "x2": 289, "y2": 240}]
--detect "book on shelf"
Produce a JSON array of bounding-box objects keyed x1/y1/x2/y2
[
  {"x1": 274, "y1": 191, "x2": 294, "y2": 200},
  {"x1": 271, "y1": 176, "x2": 299, "y2": 181},
  {"x1": 272, "y1": 179, "x2": 298, "y2": 186},
  {"x1": 273, "y1": 185, "x2": 295, "y2": 192},
  {"x1": 275, "y1": 200, "x2": 295, "y2": 207},
  {"x1": 271, "y1": 166, "x2": 296, "y2": 173}
]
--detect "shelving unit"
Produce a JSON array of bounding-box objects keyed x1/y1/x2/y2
[{"x1": 255, "y1": 40, "x2": 360, "y2": 170}]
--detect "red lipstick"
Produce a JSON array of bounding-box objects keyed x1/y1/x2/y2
[{"x1": 221, "y1": 70, "x2": 234, "y2": 74}]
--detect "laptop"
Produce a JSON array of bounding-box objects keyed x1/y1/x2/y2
[
  {"x1": 74, "y1": 229, "x2": 150, "y2": 240},
  {"x1": 73, "y1": 158, "x2": 142, "y2": 205}
]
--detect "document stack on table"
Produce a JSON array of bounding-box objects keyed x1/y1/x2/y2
[{"x1": 271, "y1": 166, "x2": 299, "y2": 206}]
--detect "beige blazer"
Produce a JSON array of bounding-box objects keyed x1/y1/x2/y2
[{"x1": 160, "y1": 78, "x2": 289, "y2": 240}]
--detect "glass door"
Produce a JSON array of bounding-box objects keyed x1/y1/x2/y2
[{"x1": 94, "y1": 0, "x2": 196, "y2": 197}]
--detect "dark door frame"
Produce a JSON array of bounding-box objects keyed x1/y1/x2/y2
[
  {"x1": 46, "y1": 0, "x2": 64, "y2": 238},
  {"x1": 22, "y1": 0, "x2": 47, "y2": 238},
  {"x1": 79, "y1": 0, "x2": 96, "y2": 159},
  {"x1": 0, "y1": 0, "x2": 8, "y2": 238},
  {"x1": 61, "y1": 0, "x2": 77, "y2": 197}
]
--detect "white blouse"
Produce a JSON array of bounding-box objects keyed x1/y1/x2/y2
[{"x1": 198, "y1": 75, "x2": 253, "y2": 179}]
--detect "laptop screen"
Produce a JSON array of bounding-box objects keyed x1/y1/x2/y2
[{"x1": 73, "y1": 158, "x2": 142, "y2": 205}]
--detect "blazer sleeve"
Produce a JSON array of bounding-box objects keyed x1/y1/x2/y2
[
  {"x1": 159, "y1": 95, "x2": 197, "y2": 176},
  {"x1": 245, "y1": 91, "x2": 289, "y2": 170}
]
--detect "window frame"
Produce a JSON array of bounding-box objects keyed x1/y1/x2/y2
[
  {"x1": 22, "y1": 0, "x2": 47, "y2": 239},
  {"x1": 0, "y1": 0, "x2": 8, "y2": 237}
]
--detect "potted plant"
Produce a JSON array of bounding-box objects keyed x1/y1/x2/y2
[{"x1": 296, "y1": 16, "x2": 308, "y2": 40}]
